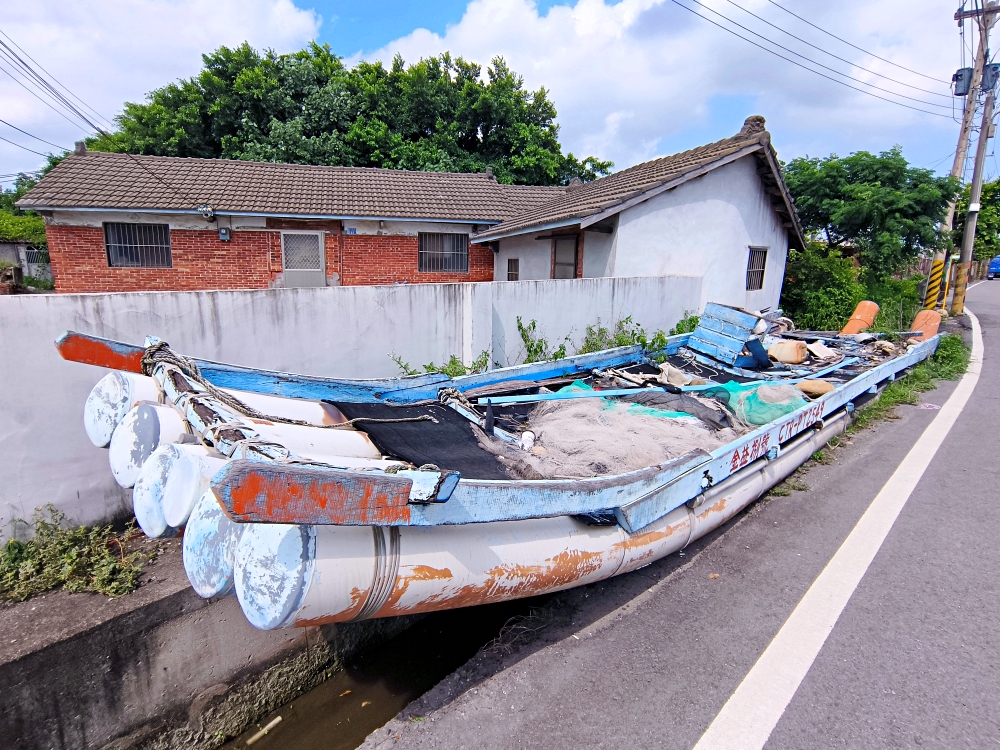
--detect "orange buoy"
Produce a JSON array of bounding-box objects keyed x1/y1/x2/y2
[
  {"x1": 840, "y1": 301, "x2": 879, "y2": 335},
  {"x1": 908, "y1": 310, "x2": 942, "y2": 342}
]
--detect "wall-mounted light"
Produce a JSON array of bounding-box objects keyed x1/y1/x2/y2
[{"x1": 218, "y1": 227, "x2": 231, "y2": 242}]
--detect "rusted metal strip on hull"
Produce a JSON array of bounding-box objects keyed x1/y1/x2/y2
[{"x1": 213, "y1": 461, "x2": 415, "y2": 526}]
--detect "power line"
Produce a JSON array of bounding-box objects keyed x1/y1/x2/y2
[
  {"x1": 719, "y1": 0, "x2": 950, "y2": 98},
  {"x1": 686, "y1": 0, "x2": 953, "y2": 110},
  {"x1": 0, "y1": 118, "x2": 68, "y2": 151},
  {"x1": 765, "y1": 0, "x2": 950, "y2": 84},
  {"x1": 0, "y1": 27, "x2": 115, "y2": 132},
  {"x1": 667, "y1": 0, "x2": 954, "y2": 118},
  {"x1": 0, "y1": 133, "x2": 50, "y2": 157},
  {"x1": 0, "y1": 61, "x2": 86, "y2": 132}
]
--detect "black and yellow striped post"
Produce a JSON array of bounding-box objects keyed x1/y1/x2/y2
[{"x1": 923, "y1": 256, "x2": 946, "y2": 310}]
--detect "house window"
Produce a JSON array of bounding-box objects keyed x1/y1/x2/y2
[
  {"x1": 746, "y1": 246, "x2": 768, "y2": 291},
  {"x1": 552, "y1": 236, "x2": 578, "y2": 279},
  {"x1": 419, "y1": 232, "x2": 469, "y2": 273},
  {"x1": 507, "y1": 258, "x2": 520, "y2": 281},
  {"x1": 104, "y1": 223, "x2": 171, "y2": 268}
]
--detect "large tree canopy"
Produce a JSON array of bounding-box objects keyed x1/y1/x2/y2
[
  {"x1": 90, "y1": 43, "x2": 612, "y2": 186},
  {"x1": 782, "y1": 147, "x2": 957, "y2": 282},
  {"x1": 953, "y1": 180, "x2": 1000, "y2": 262}
]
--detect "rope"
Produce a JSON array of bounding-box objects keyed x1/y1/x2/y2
[{"x1": 142, "y1": 341, "x2": 437, "y2": 429}]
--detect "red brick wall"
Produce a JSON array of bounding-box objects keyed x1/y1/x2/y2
[
  {"x1": 47, "y1": 224, "x2": 278, "y2": 293},
  {"x1": 46, "y1": 223, "x2": 494, "y2": 293},
  {"x1": 340, "y1": 234, "x2": 494, "y2": 285}
]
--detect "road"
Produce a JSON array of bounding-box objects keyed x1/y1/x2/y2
[{"x1": 360, "y1": 280, "x2": 998, "y2": 750}]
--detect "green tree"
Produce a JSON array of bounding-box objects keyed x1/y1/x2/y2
[
  {"x1": 0, "y1": 155, "x2": 63, "y2": 244},
  {"x1": 93, "y1": 43, "x2": 612, "y2": 186},
  {"x1": 952, "y1": 180, "x2": 1000, "y2": 261},
  {"x1": 782, "y1": 147, "x2": 957, "y2": 283},
  {"x1": 780, "y1": 242, "x2": 866, "y2": 330}
]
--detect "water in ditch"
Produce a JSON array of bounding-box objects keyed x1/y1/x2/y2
[{"x1": 223, "y1": 597, "x2": 546, "y2": 750}]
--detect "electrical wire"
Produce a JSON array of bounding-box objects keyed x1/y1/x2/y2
[
  {"x1": 0, "y1": 133, "x2": 50, "y2": 157},
  {"x1": 686, "y1": 0, "x2": 953, "y2": 109},
  {"x1": 0, "y1": 27, "x2": 115, "y2": 132},
  {"x1": 765, "y1": 0, "x2": 950, "y2": 84},
  {"x1": 0, "y1": 61, "x2": 86, "y2": 131},
  {"x1": 667, "y1": 0, "x2": 955, "y2": 118},
  {"x1": 0, "y1": 118, "x2": 68, "y2": 151},
  {"x1": 719, "y1": 0, "x2": 950, "y2": 98}
]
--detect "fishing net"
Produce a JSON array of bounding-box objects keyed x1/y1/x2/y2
[{"x1": 700, "y1": 381, "x2": 807, "y2": 426}]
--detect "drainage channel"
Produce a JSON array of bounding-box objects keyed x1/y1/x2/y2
[{"x1": 224, "y1": 597, "x2": 548, "y2": 750}]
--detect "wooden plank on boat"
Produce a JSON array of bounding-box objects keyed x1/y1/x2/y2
[
  {"x1": 702, "y1": 303, "x2": 760, "y2": 330},
  {"x1": 55, "y1": 331, "x2": 146, "y2": 373},
  {"x1": 697, "y1": 315, "x2": 754, "y2": 340},
  {"x1": 686, "y1": 328, "x2": 747, "y2": 365},
  {"x1": 212, "y1": 461, "x2": 415, "y2": 525}
]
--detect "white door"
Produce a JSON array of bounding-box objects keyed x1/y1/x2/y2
[{"x1": 281, "y1": 232, "x2": 326, "y2": 288}]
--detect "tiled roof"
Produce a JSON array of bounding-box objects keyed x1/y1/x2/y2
[
  {"x1": 16, "y1": 152, "x2": 566, "y2": 223},
  {"x1": 472, "y1": 116, "x2": 804, "y2": 247}
]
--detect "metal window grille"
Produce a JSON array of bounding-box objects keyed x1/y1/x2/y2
[
  {"x1": 282, "y1": 233, "x2": 322, "y2": 270},
  {"x1": 418, "y1": 233, "x2": 469, "y2": 273},
  {"x1": 507, "y1": 258, "x2": 520, "y2": 281},
  {"x1": 24, "y1": 246, "x2": 49, "y2": 264},
  {"x1": 746, "y1": 246, "x2": 767, "y2": 291},
  {"x1": 552, "y1": 237, "x2": 577, "y2": 279},
  {"x1": 104, "y1": 223, "x2": 172, "y2": 268}
]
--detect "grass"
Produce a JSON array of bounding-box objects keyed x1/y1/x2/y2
[
  {"x1": 23, "y1": 275, "x2": 54, "y2": 290},
  {"x1": 849, "y1": 333, "x2": 970, "y2": 433},
  {"x1": 1, "y1": 506, "x2": 148, "y2": 602}
]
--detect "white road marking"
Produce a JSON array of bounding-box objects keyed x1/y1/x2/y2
[{"x1": 692, "y1": 310, "x2": 984, "y2": 750}]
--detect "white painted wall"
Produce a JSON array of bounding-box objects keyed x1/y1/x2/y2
[
  {"x1": 582, "y1": 231, "x2": 615, "y2": 278},
  {"x1": 612, "y1": 156, "x2": 788, "y2": 311},
  {"x1": 0, "y1": 276, "x2": 700, "y2": 532},
  {"x1": 494, "y1": 231, "x2": 553, "y2": 281}
]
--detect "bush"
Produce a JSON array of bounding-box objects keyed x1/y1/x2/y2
[
  {"x1": 1, "y1": 507, "x2": 146, "y2": 602},
  {"x1": 781, "y1": 242, "x2": 866, "y2": 330},
  {"x1": 669, "y1": 312, "x2": 700, "y2": 336}
]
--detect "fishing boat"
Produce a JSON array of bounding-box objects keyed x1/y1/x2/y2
[{"x1": 59, "y1": 302, "x2": 941, "y2": 630}]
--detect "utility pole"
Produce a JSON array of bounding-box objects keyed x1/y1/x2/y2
[
  {"x1": 925, "y1": 3, "x2": 997, "y2": 310},
  {"x1": 952, "y1": 4, "x2": 1000, "y2": 315}
]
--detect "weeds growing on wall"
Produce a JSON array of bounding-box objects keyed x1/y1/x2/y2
[
  {"x1": 1, "y1": 507, "x2": 147, "y2": 602},
  {"x1": 849, "y1": 334, "x2": 970, "y2": 432},
  {"x1": 669, "y1": 312, "x2": 700, "y2": 336},
  {"x1": 517, "y1": 317, "x2": 568, "y2": 363},
  {"x1": 577, "y1": 316, "x2": 669, "y2": 355},
  {"x1": 390, "y1": 350, "x2": 491, "y2": 377}
]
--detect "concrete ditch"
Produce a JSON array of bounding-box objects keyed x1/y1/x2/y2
[{"x1": 0, "y1": 542, "x2": 417, "y2": 750}]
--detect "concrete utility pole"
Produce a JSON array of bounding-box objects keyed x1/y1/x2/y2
[
  {"x1": 951, "y1": 3, "x2": 1000, "y2": 315},
  {"x1": 925, "y1": 3, "x2": 997, "y2": 310}
]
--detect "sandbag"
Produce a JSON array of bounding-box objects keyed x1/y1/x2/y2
[
  {"x1": 796, "y1": 379, "x2": 836, "y2": 398},
  {"x1": 767, "y1": 340, "x2": 808, "y2": 364}
]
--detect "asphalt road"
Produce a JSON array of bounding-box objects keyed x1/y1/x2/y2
[{"x1": 363, "y1": 281, "x2": 998, "y2": 750}]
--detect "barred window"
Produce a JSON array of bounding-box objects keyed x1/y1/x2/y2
[
  {"x1": 507, "y1": 258, "x2": 520, "y2": 281},
  {"x1": 746, "y1": 246, "x2": 767, "y2": 291},
  {"x1": 419, "y1": 233, "x2": 469, "y2": 273},
  {"x1": 105, "y1": 223, "x2": 172, "y2": 268}
]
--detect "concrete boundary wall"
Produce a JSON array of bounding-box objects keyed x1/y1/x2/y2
[{"x1": 0, "y1": 275, "x2": 701, "y2": 531}]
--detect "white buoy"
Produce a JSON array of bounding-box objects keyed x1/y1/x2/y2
[
  {"x1": 220, "y1": 388, "x2": 348, "y2": 426},
  {"x1": 108, "y1": 403, "x2": 189, "y2": 488},
  {"x1": 244, "y1": 420, "x2": 382, "y2": 460},
  {"x1": 132, "y1": 443, "x2": 229, "y2": 531},
  {"x1": 183, "y1": 490, "x2": 244, "y2": 598},
  {"x1": 132, "y1": 446, "x2": 183, "y2": 538},
  {"x1": 84, "y1": 372, "x2": 161, "y2": 448}
]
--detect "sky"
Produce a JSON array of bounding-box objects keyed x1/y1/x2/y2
[{"x1": 0, "y1": 0, "x2": 985, "y2": 187}]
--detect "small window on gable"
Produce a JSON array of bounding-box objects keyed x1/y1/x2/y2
[
  {"x1": 507, "y1": 258, "x2": 519, "y2": 281},
  {"x1": 419, "y1": 232, "x2": 469, "y2": 273},
  {"x1": 746, "y1": 246, "x2": 767, "y2": 291},
  {"x1": 104, "y1": 223, "x2": 171, "y2": 268}
]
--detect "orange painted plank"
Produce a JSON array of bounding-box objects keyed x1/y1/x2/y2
[
  {"x1": 55, "y1": 331, "x2": 145, "y2": 372},
  {"x1": 212, "y1": 460, "x2": 413, "y2": 525}
]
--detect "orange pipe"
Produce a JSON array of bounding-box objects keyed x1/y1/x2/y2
[
  {"x1": 908, "y1": 310, "x2": 942, "y2": 343},
  {"x1": 840, "y1": 301, "x2": 879, "y2": 335}
]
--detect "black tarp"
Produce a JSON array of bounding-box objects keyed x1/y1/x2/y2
[{"x1": 333, "y1": 402, "x2": 511, "y2": 480}]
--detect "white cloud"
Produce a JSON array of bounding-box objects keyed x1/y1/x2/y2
[
  {"x1": 354, "y1": 0, "x2": 961, "y2": 172},
  {"x1": 1, "y1": 0, "x2": 319, "y2": 177}
]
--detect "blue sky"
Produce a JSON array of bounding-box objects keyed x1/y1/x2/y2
[{"x1": 0, "y1": 1, "x2": 975, "y2": 182}]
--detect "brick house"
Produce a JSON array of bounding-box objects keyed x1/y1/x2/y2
[
  {"x1": 17, "y1": 116, "x2": 804, "y2": 311},
  {"x1": 15, "y1": 148, "x2": 564, "y2": 293}
]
